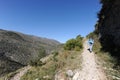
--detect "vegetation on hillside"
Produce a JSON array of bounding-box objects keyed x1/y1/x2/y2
[
  {"x1": 64, "y1": 35, "x2": 83, "y2": 51},
  {"x1": 19, "y1": 35, "x2": 83, "y2": 80},
  {"x1": 0, "y1": 29, "x2": 60, "y2": 76},
  {"x1": 20, "y1": 50, "x2": 82, "y2": 80}
]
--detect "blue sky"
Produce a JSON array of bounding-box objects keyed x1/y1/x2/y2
[{"x1": 0, "y1": 0, "x2": 101, "y2": 43}]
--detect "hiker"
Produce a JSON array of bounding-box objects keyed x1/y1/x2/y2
[{"x1": 88, "y1": 38, "x2": 94, "y2": 53}]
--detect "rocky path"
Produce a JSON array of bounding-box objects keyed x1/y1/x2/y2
[
  {"x1": 72, "y1": 41, "x2": 107, "y2": 80},
  {"x1": 9, "y1": 66, "x2": 31, "y2": 80}
]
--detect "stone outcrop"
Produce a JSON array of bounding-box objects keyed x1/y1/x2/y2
[{"x1": 96, "y1": 0, "x2": 120, "y2": 55}]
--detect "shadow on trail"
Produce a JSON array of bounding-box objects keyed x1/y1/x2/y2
[{"x1": 87, "y1": 48, "x2": 92, "y2": 53}]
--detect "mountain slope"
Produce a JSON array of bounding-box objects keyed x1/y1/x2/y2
[{"x1": 0, "y1": 29, "x2": 60, "y2": 76}]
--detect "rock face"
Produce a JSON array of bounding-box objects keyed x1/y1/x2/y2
[{"x1": 96, "y1": 0, "x2": 120, "y2": 55}]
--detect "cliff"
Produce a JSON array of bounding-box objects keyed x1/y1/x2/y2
[{"x1": 96, "y1": 0, "x2": 120, "y2": 56}]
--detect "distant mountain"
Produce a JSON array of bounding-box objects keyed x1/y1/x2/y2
[{"x1": 0, "y1": 29, "x2": 60, "y2": 76}]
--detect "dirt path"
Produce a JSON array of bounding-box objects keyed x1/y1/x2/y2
[
  {"x1": 73, "y1": 41, "x2": 107, "y2": 80},
  {"x1": 9, "y1": 66, "x2": 31, "y2": 80}
]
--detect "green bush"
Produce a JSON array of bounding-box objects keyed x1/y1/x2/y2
[
  {"x1": 64, "y1": 39, "x2": 76, "y2": 50},
  {"x1": 38, "y1": 47, "x2": 46, "y2": 59},
  {"x1": 29, "y1": 59, "x2": 44, "y2": 66},
  {"x1": 64, "y1": 35, "x2": 83, "y2": 51},
  {"x1": 52, "y1": 51, "x2": 59, "y2": 62},
  {"x1": 52, "y1": 51, "x2": 59, "y2": 57}
]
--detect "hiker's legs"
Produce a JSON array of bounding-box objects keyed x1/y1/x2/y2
[{"x1": 90, "y1": 45, "x2": 93, "y2": 52}]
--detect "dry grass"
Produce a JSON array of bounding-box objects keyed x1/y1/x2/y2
[
  {"x1": 20, "y1": 50, "x2": 83, "y2": 80},
  {"x1": 90, "y1": 34, "x2": 120, "y2": 80},
  {"x1": 87, "y1": 33, "x2": 120, "y2": 80},
  {"x1": 95, "y1": 52, "x2": 120, "y2": 80}
]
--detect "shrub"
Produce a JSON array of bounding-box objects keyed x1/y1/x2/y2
[
  {"x1": 64, "y1": 39, "x2": 76, "y2": 50},
  {"x1": 38, "y1": 47, "x2": 46, "y2": 59},
  {"x1": 52, "y1": 51, "x2": 59, "y2": 57},
  {"x1": 64, "y1": 35, "x2": 83, "y2": 51},
  {"x1": 29, "y1": 59, "x2": 44, "y2": 66}
]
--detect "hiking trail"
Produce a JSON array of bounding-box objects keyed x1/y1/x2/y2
[{"x1": 72, "y1": 40, "x2": 107, "y2": 80}]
